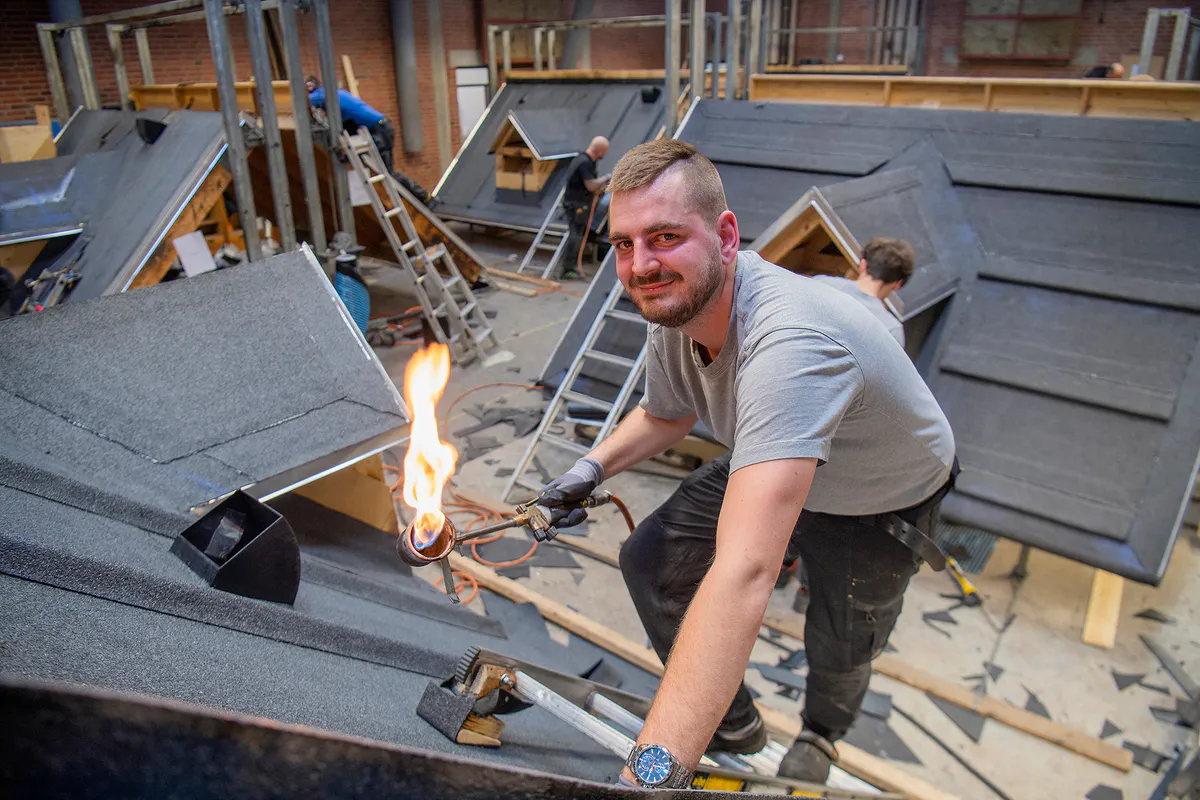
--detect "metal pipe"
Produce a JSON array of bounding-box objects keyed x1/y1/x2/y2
[
  {"x1": 1186, "y1": 23, "x2": 1200, "y2": 82},
  {"x1": 745, "y1": 0, "x2": 762, "y2": 98},
  {"x1": 107, "y1": 25, "x2": 132, "y2": 110},
  {"x1": 38, "y1": 26, "x2": 72, "y2": 122},
  {"x1": 1166, "y1": 10, "x2": 1190, "y2": 80},
  {"x1": 690, "y1": 0, "x2": 706, "y2": 99},
  {"x1": 711, "y1": 12, "x2": 722, "y2": 99},
  {"x1": 561, "y1": 0, "x2": 594, "y2": 69},
  {"x1": 502, "y1": 28, "x2": 512, "y2": 74},
  {"x1": 390, "y1": 0, "x2": 423, "y2": 153},
  {"x1": 487, "y1": 25, "x2": 499, "y2": 96},
  {"x1": 725, "y1": 0, "x2": 739, "y2": 100},
  {"x1": 279, "y1": 0, "x2": 326, "y2": 255},
  {"x1": 547, "y1": 29, "x2": 557, "y2": 70},
  {"x1": 69, "y1": 27, "x2": 101, "y2": 109},
  {"x1": 134, "y1": 26, "x2": 155, "y2": 83},
  {"x1": 1138, "y1": 8, "x2": 1160, "y2": 78},
  {"x1": 665, "y1": 0, "x2": 681, "y2": 133},
  {"x1": 204, "y1": 0, "x2": 262, "y2": 262},
  {"x1": 245, "y1": 0, "x2": 295, "y2": 251},
  {"x1": 313, "y1": 0, "x2": 355, "y2": 243},
  {"x1": 427, "y1": 0, "x2": 453, "y2": 175},
  {"x1": 826, "y1": 0, "x2": 841, "y2": 64}
]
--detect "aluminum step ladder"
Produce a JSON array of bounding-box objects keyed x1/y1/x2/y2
[
  {"x1": 504, "y1": 281, "x2": 648, "y2": 503},
  {"x1": 517, "y1": 187, "x2": 570, "y2": 279},
  {"x1": 342, "y1": 129, "x2": 501, "y2": 367}
]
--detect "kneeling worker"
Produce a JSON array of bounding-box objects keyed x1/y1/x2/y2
[
  {"x1": 560, "y1": 136, "x2": 611, "y2": 279},
  {"x1": 305, "y1": 75, "x2": 396, "y2": 173},
  {"x1": 537, "y1": 140, "x2": 956, "y2": 788},
  {"x1": 812, "y1": 237, "x2": 914, "y2": 348}
]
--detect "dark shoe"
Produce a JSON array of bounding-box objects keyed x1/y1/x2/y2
[
  {"x1": 777, "y1": 730, "x2": 838, "y2": 784},
  {"x1": 560, "y1": 269, "x2": 581, "y2": 280},
  {"x1": 708, "y1": 706, "x2": 767, "y2": 754}
]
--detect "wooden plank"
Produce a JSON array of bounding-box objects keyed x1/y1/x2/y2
[
  {"x1": 487, "y1": 267, "x2": 560, "y2": 288},
  {"x1": 128, "y1": 164, "x2": 232, "y2": 290},
  {"x1": 297, "y1": 459, "x2": 400, "y2": 534},
  {"x1": 0, "y1": 240, "x2": 49, "y2": 282},
  {"x1": 1082, "y1": 570, "x2": 1123, "y2": 650},
  {"x1": 450, "y1": 553, "x2": 961, "y2": 800},
  {"x1": 492, "y1": 279, "x2": 539, "y2": 297},
  {"x1": 341, "y1": 54, "x2": 360, "y2": 96},
  {"x1": 0, "y1": 106, "x2": 55, "y2": 163},
  {"x1": 763, "y1": 614, "x2": 1133, "y2": 772}
]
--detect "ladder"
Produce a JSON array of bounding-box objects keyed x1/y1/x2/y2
[
  {"x1": 424, "y1": 647, "x2": 892, "y2": 798},
  {"x1": 504, "y1": 281, "x2": 648, "y2": 503},
  {"x1": 341, "y1": 129, "x2": 501, "y2": 367},
  {"x1": 517, "y1": 187, "x2": 570, "y2": 279}
]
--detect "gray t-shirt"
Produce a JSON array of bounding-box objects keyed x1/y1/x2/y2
[
  {"x1": 640, "y1": 251, "x2": 954, "y2": 516},
  {"x1": 810, "y1": 274, "x2": 905, "y2": 347}
]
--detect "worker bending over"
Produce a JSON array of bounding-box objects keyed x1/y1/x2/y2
[
  {"x1": 537, "y1": 140, "x2": 956, "y2": 789},
  {"x1": 305, "y1": 75, "x2": 396, "y2": 173},
  {"x1": 811, "y1": 237, "x2": 914, "y2": 348},
  {"x1": 560, "y1": 136, "x2": 611, "y2": 279}
]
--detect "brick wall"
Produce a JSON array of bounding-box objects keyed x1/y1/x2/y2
[{"x1": 923, "y1": 0, "x2": 1174, "y2": 78}]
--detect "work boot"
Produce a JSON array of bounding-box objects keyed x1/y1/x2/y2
[
  {"x1": 777, "y1": 730, "x2": 838, "y2": 784},
  {"x1": 708, "y1": 705, "x2": 767, "y2": 754}
]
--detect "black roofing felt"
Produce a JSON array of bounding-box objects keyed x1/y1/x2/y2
[
  {"x1": 0, "y1": 249, "x2": 407, "y2": 532},
  {"x1": 0, "y1": 109, "x2": 227, "y2": 303},
  {"x1": 499, "y1": 108, "x2": 588, "y2": 160},
  {"x1": 433, "y1": 79, "x2": 666, "y2": 231}
]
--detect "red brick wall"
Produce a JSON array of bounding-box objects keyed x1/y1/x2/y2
[{"x1": 923, "y1": 0, "x2": 1173, "y2": 78}]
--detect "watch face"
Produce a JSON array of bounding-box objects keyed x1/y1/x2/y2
[{"x1": 635, "y1": 744, "x2": 674, "y2": 786}]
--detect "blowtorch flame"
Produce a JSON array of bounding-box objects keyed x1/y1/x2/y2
[{"x1": 401, "y1": 343, "x2": 457, "y2": 549}]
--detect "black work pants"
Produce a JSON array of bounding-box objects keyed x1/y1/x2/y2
[
  {"x1": 619, "y1": 452, "x2": 936, "y2": 742},
  {"x1": 370, "y1": 119, "x2": 395, "y2": 174}
]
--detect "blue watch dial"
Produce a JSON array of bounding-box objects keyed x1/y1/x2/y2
[{"x1": 635, "y1": 744, "x2": 674, "y2": 786}]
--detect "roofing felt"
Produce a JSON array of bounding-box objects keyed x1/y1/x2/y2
[
  {"x1": 549, "y1": 97, "x2": 1200, "y2": 583},
  {"x1": 491, "y1": 108, "x2": 588, "y2": 160},
  {"x1": 0, "y1": 248, "x2": 407, "y2": 534},
  {"x1": 0, "y1": 109, "x2": 226, "y2": 302},
  {"x1": 433, "y1": 78, "x2": 666, "y2": 231}
]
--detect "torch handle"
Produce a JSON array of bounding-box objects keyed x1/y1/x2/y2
[{"x1": 454, "y1": 515, "x2": 528, "y2": 544}]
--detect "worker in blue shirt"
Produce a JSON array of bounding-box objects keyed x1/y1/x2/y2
[{"x1": 305, "y1": 75, "x2": 396, "y2": 173}]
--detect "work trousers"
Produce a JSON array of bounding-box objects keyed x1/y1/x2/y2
[
  {"x1": 370, "y1": 119, "x2": 395, "y2": 174},
  {"x1": 560, "y1": 199, "x2": 591, "y2": 274},
  {"x1": 619, "y1": 452, "x2": 938, "y2": 742}
]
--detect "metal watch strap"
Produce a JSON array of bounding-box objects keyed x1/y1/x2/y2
[{"x1": 665, "y1": 760, "x2": 693, "y2": 789}]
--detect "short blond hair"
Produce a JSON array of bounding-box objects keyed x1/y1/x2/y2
[{"x1": 607, "y1": 139, "x2": 727, "y2": 224}]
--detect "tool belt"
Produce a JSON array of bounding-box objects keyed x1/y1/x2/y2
[{"x1": 858, "y1": 458, "x2": 959, "y2": 572}]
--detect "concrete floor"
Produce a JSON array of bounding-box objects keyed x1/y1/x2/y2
[{"x1": 366, "y1": 228, "x2": 1199, "y2": 799}]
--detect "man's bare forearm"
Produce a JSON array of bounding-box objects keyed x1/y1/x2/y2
[{"x1": 587, "y1": 406, "x2": 697, "y2": 479}]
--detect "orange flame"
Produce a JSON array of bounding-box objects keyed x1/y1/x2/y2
[{"x1": 401, "y1": 343, "x2": 457, "y2": 548}]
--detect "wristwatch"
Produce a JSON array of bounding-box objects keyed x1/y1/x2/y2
[{"x1": 625, "y1": 743, "x2": 693, "y2": 789}]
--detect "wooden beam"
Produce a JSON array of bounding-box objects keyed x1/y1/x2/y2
[
  {"x1": 129, "y1": 164, "x2": 232, "y2": 290},
  {"x1": 449, "y1": 553, "x2": 962, "y2": 800},
  {"x1": 763, "y1": 614, "x2": 1132, "y2": 772},
  {"x1": 486, "y1": 267, "x2": 560, "y2": 288},
  {"x1": 341, "y1": 54, "x2": 360, "y2": 96},
  {"x1": 1082, "y1": 570, "x2": 1123, "y2": 650}
]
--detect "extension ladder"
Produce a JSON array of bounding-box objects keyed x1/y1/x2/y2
[
  {"x1": 517, "y1": 187, "x2": 570, "y2": 279},
  {"x1": 342, "y1": 129, "x2": 501, "y2": 367},
  {"x1": 504, "y1": 281, "x2": 648, "y2": 503}
]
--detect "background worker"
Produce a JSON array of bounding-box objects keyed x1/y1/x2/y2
[
  {"x1": 537, "y1": 139, "x2": 956, "y2": 789},
  {"x1": 1084, "y1": 62, "x2": 1125, "y2": 79},
  {"x1": 560, "y1": 136, "x2": 611, "y2": 279},
  {"x1": 811, "y1": 237, "x2": 914, "y2": 348},
  {"x1": 305, "y1": 75, "x2": 397, "y2": 173}
]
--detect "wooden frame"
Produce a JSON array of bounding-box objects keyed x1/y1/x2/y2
[
  {"x1": 749, "y1": 188, "x2": 862, "y2": 276},
  {"x1": 129, "y1": 80, "x2": 292, "y2": 115},
  {"x1": 128, "y1": 164, "x2": 232, "y2": 290},
  {"x1": 749, "y1": 74, "x2": 1200, "y2": 121},
  {"x1": 488, "y1": 116, "x2": 567, "y2": 195}
]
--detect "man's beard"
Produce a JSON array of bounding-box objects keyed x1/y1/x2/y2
[{"x1": 628, "y1": 245, "x2": 724, "y2": 328}]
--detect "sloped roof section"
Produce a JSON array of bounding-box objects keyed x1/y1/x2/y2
[
  {"x1": 489, "y1": 109, "x2": 586, "y2": 161},
  {"x1": 434, "y1": 78, "x2": 666, "y2": 231},
  {"x1": 0, "y1": 109, "x2": 227, "y2": 303},
  {"x1": 0, "y1": 248, "x2": 408, "y2": 533}
]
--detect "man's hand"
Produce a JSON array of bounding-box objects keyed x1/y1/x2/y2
[{"x1": 536, "y1": 456, "x2": 605, "y2": 529}]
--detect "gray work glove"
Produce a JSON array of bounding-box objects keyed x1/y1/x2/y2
[{"x1": 537, "y1": 457, "x2": 604, "y2": 530}]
